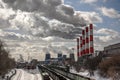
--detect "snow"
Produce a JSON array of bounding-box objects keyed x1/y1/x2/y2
[
  {"x1": 11, "y1": 68, "x2": 43, "y2": 80},
  {"x1": 0, "y1": 76, "x2": 3, "y2": 80},
  {"x1": 70, "y1": 68, "x2": 112, "y2": 80},
  {"x1": 91, "y1": 71, "x2": 112, "y2": 80},
  {"x1": 1, "y1": 67, "x2": 113, "y2": 80},
  {"x1": 0, "y1": 69, "x2": 16, "y2": 80}
]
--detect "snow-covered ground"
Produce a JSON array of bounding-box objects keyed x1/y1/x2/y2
[
  {"x1": 11, "y1": 68, "x2": 43, "y2": 80},
  {"x1": 0, "y1": 69, "x2": 15, "y2": 80},
  {"x1": 1, "y1": 67, "x2": 113, "y2": 80},
  {"x1": 70, "y1": 68, "x2": 112, "y2": 80}
]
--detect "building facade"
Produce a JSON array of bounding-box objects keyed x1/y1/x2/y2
[
  {"x1": 104, "y1": 43, "x2": 120, "y2": 55},
  {"x1": 58, "y1": 53, "x2": 62, "y2": 61},
  {"x1": 45, "y1": 53, "x2": 51, "y2": 61}
]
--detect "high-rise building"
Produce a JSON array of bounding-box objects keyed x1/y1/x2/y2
[
  {"x1": 45, "y1": 52, "x2": 51, "y2": 61},
  {"x1": 58, "y1": 53, "x2": 62, "y2": 61},
  {"x1": 63, "y1": 55, "x2": 66, "y2": 59}
]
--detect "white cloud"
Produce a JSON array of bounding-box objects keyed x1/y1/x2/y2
[
  {"x1": 7, "y1": 40, "x2": 74, "y2": 61},
  {"x1": 9, "y1": 11, "x2": 84, "y2": 39},
  {"x1": 94, "y1": 28, "x2": 120, "y2": 50},
  {"x1": 0, "y1": 8, "x2": 15, "y2": 29},
  {"x1": 0, "y1": 29, "x2": 5, "y2": 36},
  {"x1": 75, "y1": 11, "x2": 102, "y2": 23},
  {"x1": 0, "y1": 0, "x2": 102, "y2": 40},
  {"x1": 96, "y1": 28, "x2": 119, "y2": 35},
  {"x1": 0, "y1": 8, "x2": 15, "y2": 19},
  {"x1": 0, "y1": 30, "x2": 34, "y2": 41},
  {"x1": 80, "y1": 0, "x2": 98, "y2": 3},
  {"x1": 99, "y1": 7, "x2": 120, "y2": 18},
  {"x1": 0, "y1": 0, "x2": 7, "y2": 8},
  {"x1": 0, "y1": 0, "x2": 104, "y2": 61}
]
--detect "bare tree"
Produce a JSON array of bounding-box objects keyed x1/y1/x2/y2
[
  {"x1": 84, "y1": 55, "x2": 102, "y2": 76},
  {"x1": 0, "y1": 40, "x2": 15, "y2": 76}
]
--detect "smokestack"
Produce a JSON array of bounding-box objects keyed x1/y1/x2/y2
[
  {"x1": 80, "y1": 36, "x2": 83, "y2": 56},
  {"x1": 85, "y1": 27, "x2": 89, "y2": 54},
  {"x1": 82, "y1": 30, "x2": 85, "y2": 55},
  {"x1": 77, "y1": 38, "x2": 79, "y2": 58},
  {"x1": 89, "y1": 24, "x2": 94, "y2": 54}
]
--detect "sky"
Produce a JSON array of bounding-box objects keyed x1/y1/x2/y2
[{"x1": 0, "y1": 0, "x2": 120, "y2": 61}]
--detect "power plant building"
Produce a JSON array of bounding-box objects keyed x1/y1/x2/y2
[{"x1": 104, "y1": 43, "x2": 120, "y2": 55}]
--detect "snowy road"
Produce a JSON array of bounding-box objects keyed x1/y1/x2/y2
[{"x1": 11, "y1": 69, "x2": 43, "y2": 80}]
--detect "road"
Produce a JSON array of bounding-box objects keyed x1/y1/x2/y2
[{"x1": 11, "y1": 69, "x2": 43, "y2": 80}]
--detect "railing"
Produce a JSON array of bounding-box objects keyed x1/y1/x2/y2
[
  {"x1": 37, "y1": 66, "x2": 44, "y2": 80},
  {"x1": 38, "y1": 65, "x2": 67, "y2": 80},
  {"x1": 38, "y1": 65, "x2": 95, "y2": 80},
  {"x1": 9, "y1": 70, "x2": 16, "y2": 80},
  {"x1": 50, "y1": 67, "x2": 92, "y2": 80}
]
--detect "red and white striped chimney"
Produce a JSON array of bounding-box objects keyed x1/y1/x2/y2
[
  {"x1": 89, "y1": 24, "x2": 94, "y2": 54},
  {"x1": 77, "y1": 38, "x2": 79, "y2": 57},
  {"x1": 85, "y1": 27, "x2": 89, "y2": 54},
  {"x1": 82, "y1": 30, "x2": 85, "y2": 55},
  {"x1": 79, "y1": 36, "x2": 83, "y2": 56}
]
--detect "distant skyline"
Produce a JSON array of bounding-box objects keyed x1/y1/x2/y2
[{"x1": 0, "y1": 0, "x2": 120, "y2": 61}]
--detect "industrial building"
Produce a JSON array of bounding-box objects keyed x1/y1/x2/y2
[{"x1": 104, "y1": 43, "x2": 120, "y2": 55}]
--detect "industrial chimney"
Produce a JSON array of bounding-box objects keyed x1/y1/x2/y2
[
  {"x1": 77, "y1": 24, "x2": 94, "y2": 58},
  {"x1": 85, "y1": 27, "x2": 89, "y2": 54},
  {"x1": 89, "y1": 24, "x2": 94, "y2": 54},
  {"x1": 77, "y1": 38, "x2": 79, "y2": 58}
]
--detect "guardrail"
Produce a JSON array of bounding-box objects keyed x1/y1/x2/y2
[
  {"x1": 52, "y1": 68, "x2": 92, "y2": 80},
  {"x1": 38, "y1": 65, "x2": 95, "y2": 80},
  {"x1": 38, "y1": 65, "x2": 67, "y2": 80},
  {"x1": 37, "y1": 66, "x2": 44, "y2": 80},
  {"x1": 9, "y1": 69, "x2": 16, "y2": 80}
]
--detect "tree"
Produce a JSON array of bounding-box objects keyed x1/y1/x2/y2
[
  {"x1": 99, "y1": 54, "x2": 120, "y2": 78},
  {"x1": 0, "y1": 40, "x2": 16, "y2": 76},
  {"x1": 84, "y1": 55, "x2": 102, "y2": 76}
]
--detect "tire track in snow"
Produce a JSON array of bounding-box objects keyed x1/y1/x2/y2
[
  {"x1": 16, "y1": 70, "x2": 22, "y2": 80},
  {"x1": 34, "y1": 74, "x2": 38, "y2": 80}
]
